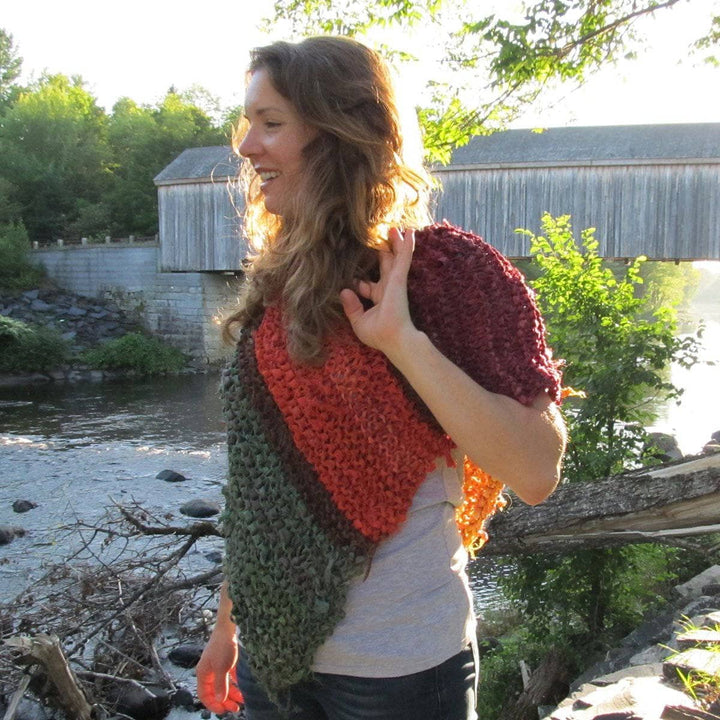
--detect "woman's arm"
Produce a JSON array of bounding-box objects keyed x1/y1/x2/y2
[
  {"x1": 195, "y1": 581, "x2": 244, "y2": 713},
  {"x1": 340, "y1": 228, "x2": 566, "y2": 505}
]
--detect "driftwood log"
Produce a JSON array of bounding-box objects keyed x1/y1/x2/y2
[
  {"x1": 484, "y1": 454, "x2": 720, "y2": 555},
  {"x1": 4, "y1": 634, "x2": 93, "y2": 720}
]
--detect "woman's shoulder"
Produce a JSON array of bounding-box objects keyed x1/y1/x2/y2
[{"x1": 408, "y1": 221, "x2": 531, "y2": 318}]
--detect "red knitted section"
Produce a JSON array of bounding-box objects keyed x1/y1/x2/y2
[
  {"x1": 255, "y1": 306, "x2": 454, "y2": 543},
  {"x1": 410, "y1": 223, "x2": 563, "y2": 406}
]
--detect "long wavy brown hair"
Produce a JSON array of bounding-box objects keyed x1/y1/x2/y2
[{"x1": 223, "y1": 36, "x2": 433, "y2": 364}]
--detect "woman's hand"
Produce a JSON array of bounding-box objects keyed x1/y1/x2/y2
[
  {"x1": 340, "y1": 226, "x2": 418, "y2": 362},
  {"x1": 196, "y1": 621, "x2": 243, "y2": 714}
]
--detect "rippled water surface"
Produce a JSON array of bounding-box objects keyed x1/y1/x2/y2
[{"x1": 0, "y1": 375, "x2": 228, "y2": 602}]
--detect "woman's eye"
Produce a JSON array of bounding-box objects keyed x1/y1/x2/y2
[{"x1": 265, "y1": 121, "x2": 281, "y2": 129}]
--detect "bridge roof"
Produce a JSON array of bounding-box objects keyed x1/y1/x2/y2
[
  {"x1": 155, "y1": 124, "x2": 720, "y2": 186},
  {"x1": 154, "y1": 145, "x2": 238, "y2": 185},
  {"x1": 446, "y1": 123, "x2": 720, "y2": 168}
]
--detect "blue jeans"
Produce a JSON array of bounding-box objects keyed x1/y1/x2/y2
[{"x1": 236, "y1": 645, "x2": 478, "y2": 720}]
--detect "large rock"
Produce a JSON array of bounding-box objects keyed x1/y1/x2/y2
[
  {"x1": 12, "y1": 499, "x2": 38, "y2": 513},
  {"x1": 156, "y1": 469, "x2": 187, "y2": 483},
  {"x1": 645, "y1": 432, "x2": 683, "y2": 462},
  {"x1": 179, "y1": 499, "x2": 220, "y2": 518},
  {"x1": 0, "y1": 525, "x2": 26, "y2": 545},
  {"x1": 167, "y1": 643, "x2": 204, "y2": 668},
  {"x1": 546, "y1": 567, "x2": 720, "y2": 720},
  {"x1": 169, "y1": 685, "x2": 196, "y2": 710},
  {"x1": 675, "y1": 565, "x2": 720, "y2": 599},
  {"x1": 550, "y1": 675, "x2": 698, "y2": 720},
  {"x1": 104, "y1": 683, "x2": 170, "y2": 720}
]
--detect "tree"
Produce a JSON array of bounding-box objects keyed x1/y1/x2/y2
[
  {"x1": 265, "y1": 0, "x2": 719, "y2": 161},
  {"x1": 526, "y1": 215, "x2": 698, "y2": 482},
  {"x1": 0, "y1": 28, "x2": 22, "y2": 112},
  {"x1": 0, "y1": 74, "x2": 110, "y2": 242},
  {"x1": 470, "y1": 215, "x2": 705, "y2": 719},
  {"x1": 105, "y1": 92, "x2": 228, "y2": 237}
]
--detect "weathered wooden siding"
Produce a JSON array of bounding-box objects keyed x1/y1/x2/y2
[
  {"x1": 434, "y1": 161, "x2": 720, "y2": 260},
  {"x1": 158, "y1": 179, "x2": 245, "y2": 272}
]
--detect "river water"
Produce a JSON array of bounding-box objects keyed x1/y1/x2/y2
[{"x1": 0, "y1": 375, "x2": 228, "y2": 602}]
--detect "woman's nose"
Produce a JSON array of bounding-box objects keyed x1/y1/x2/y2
[{"x1": 237, "y1": 127, "x2": 258, "y2": 158}]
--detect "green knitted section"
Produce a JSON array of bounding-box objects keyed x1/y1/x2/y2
[{"x1": 221, "y1": 340, "x2": 365, "y2": 698}]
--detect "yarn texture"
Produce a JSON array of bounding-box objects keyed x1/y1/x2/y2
[{"x1": 221, "y1": 222, "x2": 562, "y2": 698}]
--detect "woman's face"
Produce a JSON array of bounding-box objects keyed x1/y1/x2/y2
[{"x1": 238, "y1": 68, "x2": 318, "y2": 218}]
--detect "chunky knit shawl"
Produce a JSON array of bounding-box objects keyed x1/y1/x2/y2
[{"x1": 221, "y1": 222, "x2": 562, "y2": 698}]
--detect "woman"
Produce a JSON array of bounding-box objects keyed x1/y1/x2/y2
[{"x1": 196, "y1": 36, "x2": 566, "y2": 720}]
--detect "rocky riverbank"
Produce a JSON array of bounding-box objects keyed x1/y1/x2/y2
[
  {"x1": 1, "y1": 429, "x2": 718, "y2": 719},
  {"x1": 1, "y1": 287, "x2": 139, "y2": 385},
  {"x1": 0, "y1": 450, "x2": 228, "y2": 720},
  {"x1": 2, "y1": 287, "x2": 141, "y2": 351},
  {"x1": 0, "y1": 286, "x2": 197, "y2": 385},
  {"x1": 546, "y1": 566, "x2": 720, "y2": 720}
]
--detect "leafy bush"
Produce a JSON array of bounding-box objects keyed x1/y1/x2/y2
[
  {"x1": 0, "y1": 221, "x2": 45, "y2": 290},
  {"x1": 82, "y1": 332, "x2": 186, "y2": 375},
  {"x1": 0, "y1": 315, "x2": 70, "y2": 372}
]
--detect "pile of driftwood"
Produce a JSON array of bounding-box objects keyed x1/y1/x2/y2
[{"x1": 1, "y1": 500, "x2": 223, "y2": 719}]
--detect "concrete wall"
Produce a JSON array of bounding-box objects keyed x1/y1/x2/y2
[{"x1": 32, "y1": 242, "x2": 242, "y2": 364}]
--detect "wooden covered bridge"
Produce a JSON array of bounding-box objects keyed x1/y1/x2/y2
[{"x1": 154, "y1": 122, "x2": 720, "y2": 270}]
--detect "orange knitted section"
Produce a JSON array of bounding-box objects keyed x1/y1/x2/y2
[
  {"x1": 456, "y1": 458, "x2": 507, "y2": 556},
  {"x1": 255, "y1": 306, "x2": 455, "y2": 543}
]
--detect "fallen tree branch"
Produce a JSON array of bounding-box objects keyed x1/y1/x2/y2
[
  {"x1": 65, "y1": 534, "x2": 197, "y2": 656},
  {"x1": 3, "y1": 673, "x2": 31, "y2": 720},
  {"x1": 484, "y1": 454, "x2": 720, "y2": 555},
  {"x1": 113, "y1": 500, "x2": 221, "y2": 538}
]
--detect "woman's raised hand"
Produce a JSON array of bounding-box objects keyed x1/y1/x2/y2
[{"x1": 340, "y1": 227, "x2": 418, "y2": 362}]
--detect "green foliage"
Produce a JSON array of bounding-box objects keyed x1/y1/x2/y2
[
  {"x1": 478, "y1": 542, "x2": 704, "y2": 719},
  {"x1": 0, "y1": 221, "x2": 44, "y2": 290},
  {"x1": 694, "y1": 14, "x2": 720, "y2": 66},
  {"x1": 0, "y1": 30, "x2": 231, "y2": 242},
  {"x1": 0, "y1": 73, "x2": 110, "y2": 241},
  {"x1": 0, "y1": 315, "x2": 69, "y2": 372},
  {"x1": 0, "y1": 28, "x2": 22, "y2": 113},
  {"x1": 523, "y1": 214, "x2": 698, "y2": 481},
  {"x1": 82, "y1": 333, "x2": 186, "y2": 375},
  {"x1": 105, "y1": 92, "x2": 227, "y2": 236},
  {"x1": 669, "y1": 617, "x2": 720, "y2": 709},
  {"x1": 476, "y1": 630, "x2": 577, "y2": 719},
  {"x1": 470, "y1": 214, "x2": 705, "y2": 719},
  {"x1": 476, "y1": 632, "x2": 533, "y2": 719},
  {"x1": 262, "y1": 0, "x2": 442, "y2": 37},
  {"x1": 638, "y1": 261, "x2": 701, "y2": 316}
]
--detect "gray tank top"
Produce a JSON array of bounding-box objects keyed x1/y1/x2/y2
[{"x1": 311, "y1": 453, "x2": 476, "y2": 677}]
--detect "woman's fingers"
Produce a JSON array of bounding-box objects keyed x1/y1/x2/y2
[
  {"x1": 227, "y1": 683, "x2": 245, "y2": 704},
  {"x1": 339, "y1": 288, "x2": 364, "y2": 323}
]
